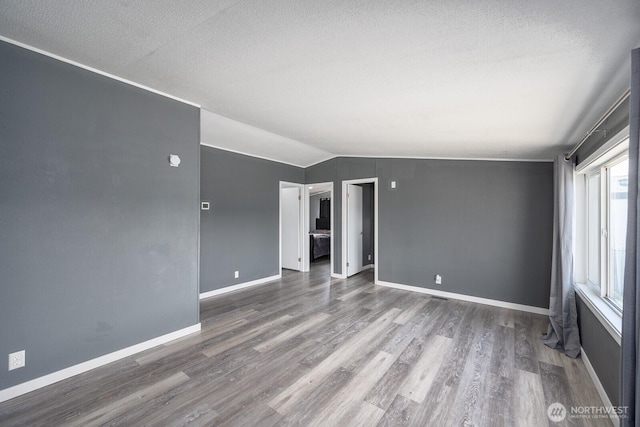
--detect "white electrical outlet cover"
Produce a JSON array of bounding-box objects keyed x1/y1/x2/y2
[{"x1": 8, "y1": 350, "x2": 25, "y2": 371}]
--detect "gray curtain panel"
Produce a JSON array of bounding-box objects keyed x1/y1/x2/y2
[
  {"x1": 542, "y1": 154, "x2": 580, "y2": 358},
  {"x1": 621, "y1": 47, "x2": 640, "y2": 427}
]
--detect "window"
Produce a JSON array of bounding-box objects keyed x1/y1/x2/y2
[
  {"x1": 586, "y1": 172, "x2": 600, "y2": 287},
  {"x1": 584, "y1": 150, "x2": 629, "y2": 312},
  {"x1": 607, "y1": 157, "x2": 628, "y2": 308}
]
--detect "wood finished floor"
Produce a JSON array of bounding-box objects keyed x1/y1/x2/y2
[{"x1": 0, "y1": 261, "x2": 609, "y2": 426}]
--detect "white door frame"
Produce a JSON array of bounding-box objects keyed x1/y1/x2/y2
[
  {"x1": 303, "y1": 182, "x2": 334, "y2": 274},
  {"x1": 279, "y1": 181, "x2": 305, "y2": 273},
  {"x1": 341, "y1": 178, "x2": 378, "y2": 283}
]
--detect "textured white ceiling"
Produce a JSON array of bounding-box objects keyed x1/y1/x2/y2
[
  {"x1": 1, "y1": 0, "x2": 639, "y2": 166},
  {"x1": 201, "y1": 109, "x2": 333, "y2": 166},
  {"x1": 309, "y1": 184, "x2": 332, "y2": 196}
]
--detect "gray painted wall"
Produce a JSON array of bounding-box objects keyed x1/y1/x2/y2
[
  {"x1": 305, "y1": 157, "x2": 553, "y2": 308},
  {"x1": 309, "y1": 191, "x2": 331, "y2": 230},
  {"x1": 376, "y1": 159, "x2": 553, "y2": 307},
  {"x1": 200, "y1": 146, "x2": 304, "y2": 292},
  {"x1": 576, "y1": 295, "x2": 620, "y2": 405},
  {"x1": 0, "y1": 41, "x2": 200, "y2": 391}
]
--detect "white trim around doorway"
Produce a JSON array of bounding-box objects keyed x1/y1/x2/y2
[
  {"x1": 341, "y1": 178, "x2": 379, "y2": 283},
  {"x1": 279, "y1": 182, "x2": 305, "y2": 274}
]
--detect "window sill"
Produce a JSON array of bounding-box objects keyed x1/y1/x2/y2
[{"x1": 574, "y1": 283, "x2": 622, "y2": 346}]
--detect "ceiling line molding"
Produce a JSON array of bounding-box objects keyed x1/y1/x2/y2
[
  {"x1": 199, "y1": 142, "x2": 334, "y2": 169},
  {"x1": 200, "y1": 142, "x2": 555, "y2": 169},
  {"x1": 334, "y1": 154, "x2": 555, "y2": 163},
  {"x1": 0, "y1": 35, "x2": 200, "y2": 108}
]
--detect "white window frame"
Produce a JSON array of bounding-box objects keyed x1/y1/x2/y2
[
  {"x1": 574, "y1": 127, "x2": 629, "y2": 341},
  {"x1": 585, "y1": 170, "x2": 602, "y2": 290},
  {"x1": 584, "y1": 153, "x2": 628, "y2": 311},
  {"x1": 604, "y1": 154, "x2": 628, "y2": 310}
]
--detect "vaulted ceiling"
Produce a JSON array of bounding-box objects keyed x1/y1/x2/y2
[{"x1": 1, "y1": 1, "x2": 639, "y2": 166}]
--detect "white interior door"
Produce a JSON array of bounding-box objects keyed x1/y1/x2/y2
[
  {"x1": 282, "y1": 187, "x2": 301, "y2": 271},
  {"x1": 347, "y1": 184, "x2": 363, "y2": 277}
]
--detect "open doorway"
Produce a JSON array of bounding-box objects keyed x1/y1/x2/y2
[
  {"x1": 342, "y1": 178, "x2": 378, "y2": 281},
  {"x1": 280, "y1": 182, "x2": 304, "y2": 272},
  {"x1": 304, "y1": 182, "x2": 333, "y2": 276}
]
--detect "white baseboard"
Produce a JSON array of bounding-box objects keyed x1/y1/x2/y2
[
  {"x1": 363, "y1": 264, "x2": 375, "y2": 270},
  {"x1": 581, "y1": 347, "x2": 619, "y2": 426},
  {"x1": 199, "y1": 274, "x2": 281, "y2": 299},
  {"x1": 0, "y1": 323, "x2": 201, "y2": 404},
  {"x1": 375, "y1": 280, "x2": 549, "y2": 315}
]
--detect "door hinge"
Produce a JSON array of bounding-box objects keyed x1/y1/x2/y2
[
  {"x1": 346, "y1": 262, "x2": 350, "y2": 267},
  {"x1": 298, "y1": 257, "x2": 301, "y2": 262},
  {"x1": 298, "y1": 195, "x2": 301, "y2": 200}
]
